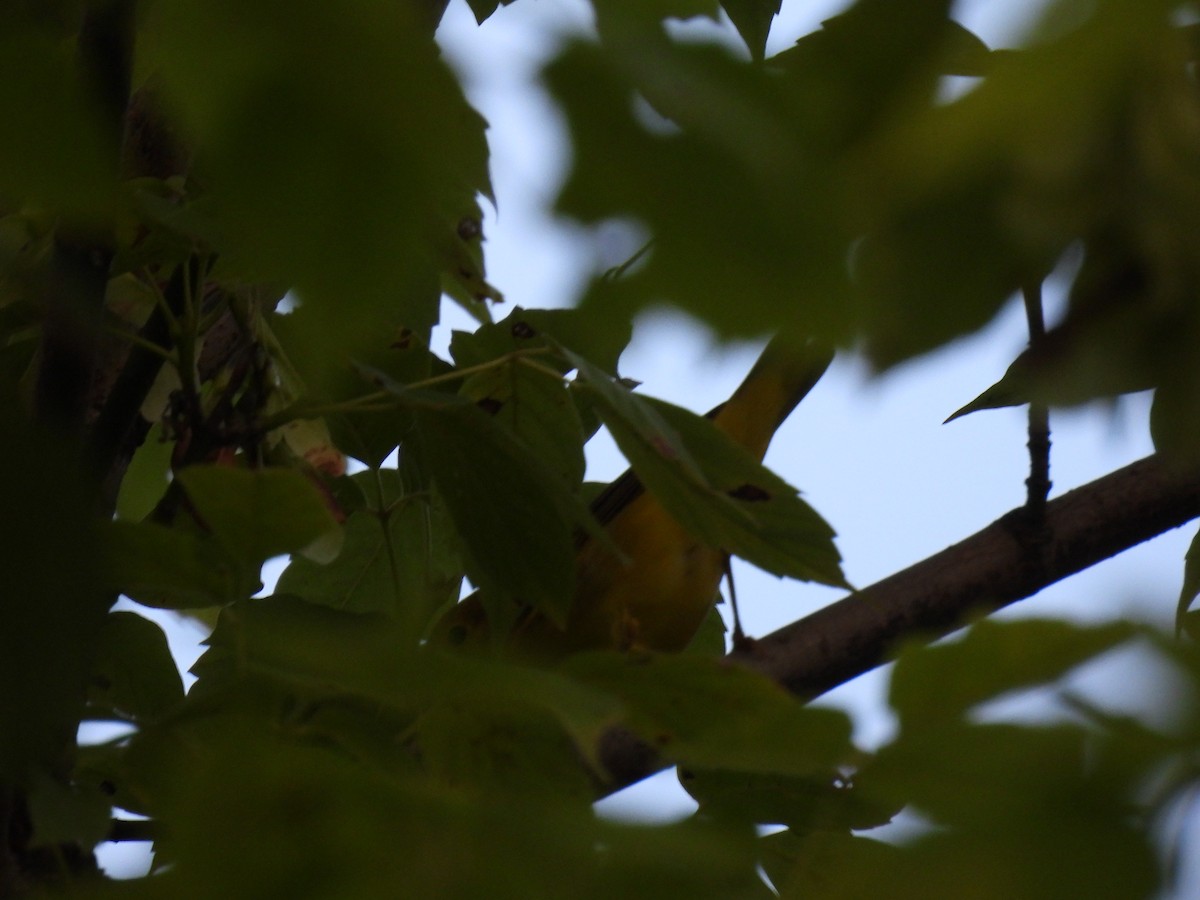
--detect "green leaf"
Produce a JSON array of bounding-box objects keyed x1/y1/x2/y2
[
  {"x1": 683, "y1": 604, "x2": 728, "y2": 657},
  {"x1": 460, "y1": 362, "x2": 587, "y2": 488},
  {"x1": 564, "y1": 653, "x2": 854, "y2": 776},
  {"x1": 889, "y1": 618, "x2": 1136, "y2": 731},
  {"x1": 26, "y1": 770, "x2": 112, "y2": 849},
  {"x1": 127, "y1": 712, "x2": 762, "y2": 899},
  {"x1": 176, "y1": 465, "x2": 340, "y2": 568},
  {"x1": 680, "y1": 766, "x2": 898, "y2": 833},
  {"x1": 570, "y1": 352, "x2": 845, "y2": 586},
  {"x1": 450, "y1": 306, "x2": 631, "y2": 378},
  {"x1": 437, "y1": 197, "x2": 503, "y2": 320},
  {"x1": 1151, "y1": 375, "x2": 1200, "y2": 466},
  {"x1": 850, "y1": 172, "x2": 1038, "y2": 369},
  {"x1": 277, "y1": 313, "x2": 444, "y2": 467},
  {"x1": 277, "y1": 469, "x2": 463, "y2": 639},
  {"x1": 143, "y1": 0, "x2": 487, "y2": 391},
  {"x1": 646, "y1": 396, "x2": 844, "y2": 584},
  {"x1": 190, "y1": 596, "x2": 621, "y2": 760},
  {"x1": 88, "y1": 611, "x2": 184, "y2": 723},
  {"x1": 106, "y1": 520, "x2": 252, "y2": 608},
  {"x1": 415, "y1": 402, "x2": 579, "y2": 623},
  {"x1": 114, "y1": 422, "x2": 173, "y2": 521},
  {"x1": 854, "y1": 721, "x2": 1158, "y2": 899},
  {"x1": 568, "y1": 350, "x2": 705, "y2": 480},
  {"x1": 849, "y1": 1, "x2": 1183, "y2": 367},
  {"x1": 944, "y1": 281, "x2": 1163, "y2": 424},
  {"x1": 760, "y1": 829, "x2": 903, "y2": 900},
  {"x1": 419, "y1": 654, "x2": 624, "y2": 775},
  {"x1": 943, "y1": 352, "x2": 1032, "y2": 422},
  {"x1": 359, "y1": 367, "x2": 588, "y2": 626},
  {"x1": 547, "y1": 37, "x2": 851, "y2": 342},
  {"x1": 190, "y1": 595, "x2": 408, "y2": 701},
  {"x1": 721, "y1": 0, "x2": 781, "y2": 62},
  {"x1": 75, "y1": 738, "x2": 149, "y2": 820},
  {"x1": 940, "y1": 19, "x2": 995, "y2": 76},
  {"x1": 764, "y1": 815, "x2": 1154, "y2": 900},
  {"x1": 416, "y1": 697, "x2": 595, "y2": 800}
]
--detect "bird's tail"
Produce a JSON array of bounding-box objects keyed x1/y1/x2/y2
[{"x1": 711, "y1": 334, "x2": 834, "y2": 461}]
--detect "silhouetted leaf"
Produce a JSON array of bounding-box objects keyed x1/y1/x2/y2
[
  {"x1": 721, "y1": 0, "x2": 781, "y2": 61},
  {"x1": 565, "y1": 653, "x2": 854, "y2": 775},
  {"x1": 88, "y1": 611, "x2": 184, "y2": 723}
]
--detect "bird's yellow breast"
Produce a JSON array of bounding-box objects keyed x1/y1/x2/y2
[{"x1": 563, "y1": 492, "x2": 725, "y2": 654}]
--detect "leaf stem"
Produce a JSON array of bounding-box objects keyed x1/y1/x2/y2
[{"x1": 104, "y1": 326, "x2": 177, "y2": 365}]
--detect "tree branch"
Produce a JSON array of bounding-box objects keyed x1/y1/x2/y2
[{"x1": 596, "y1": 453, "x2": 1200, "y2": 793}]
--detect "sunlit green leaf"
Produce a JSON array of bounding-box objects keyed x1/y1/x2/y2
[{"x1": 114, "y1": 422, "x2": 173, "y2": 521}]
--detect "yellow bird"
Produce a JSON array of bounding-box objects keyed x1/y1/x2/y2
[{"x1": 433, "y1": 335, "x2": 834, "y2": 661}]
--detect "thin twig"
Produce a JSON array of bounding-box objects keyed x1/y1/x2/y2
[
  {"x1": 103, "y1": 325, "x2": 176, "y2": 365},
  {"x1": 1022, "y1": 280, "x2": 1051, "y2": 515},
  {"x1": 723, "y1": 556, "x2": 749, "y2": 650}
]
